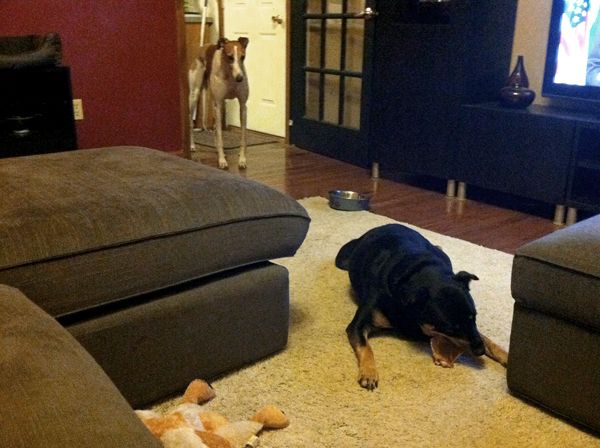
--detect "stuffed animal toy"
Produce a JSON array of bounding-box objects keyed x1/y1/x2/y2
[
  {"x1": 136, "y1": 379, "x2": 289, "y2": 448},
  {"x1": 251, "y1": 404, "x2": 289, "y2": 429},
  {"x1": 183, "y1": 379, "x2": 216, "y2": 404}
]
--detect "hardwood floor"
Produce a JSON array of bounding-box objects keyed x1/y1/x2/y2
[{"x1": 192, "y1": 136, "x2": 560, "y2": 254}]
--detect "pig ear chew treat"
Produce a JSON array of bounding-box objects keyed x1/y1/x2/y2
[
  {"x1": 430, "y1": 333, "x2": 508, "y2": 368},
  {"x1": 430, "y1": 335, "x2": 464, "y2": 368}
]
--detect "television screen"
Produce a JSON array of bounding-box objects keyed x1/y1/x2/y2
[{"x1": 543, "y1": 0, "x2": 600, "y2": 102}]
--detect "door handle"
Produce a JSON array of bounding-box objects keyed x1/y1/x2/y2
[
  {"x1": 354, "y1": 7, "x2": 378, "y2": 20},
  {"x1": 272, "y1": 15, "x2": 283, "y2": 25}
]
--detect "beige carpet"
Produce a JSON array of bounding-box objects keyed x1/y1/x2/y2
[{"x1": 155, "y1": 197, "x2": 598, "y2": 447}]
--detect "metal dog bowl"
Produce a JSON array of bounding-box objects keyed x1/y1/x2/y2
[{"x1": 328, "y1": 190, "x2": 371, "y2": 211}]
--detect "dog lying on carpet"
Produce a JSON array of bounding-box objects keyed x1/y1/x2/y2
[{"x1": 335, "y1": 224, "x2": 508, "y2": 390}]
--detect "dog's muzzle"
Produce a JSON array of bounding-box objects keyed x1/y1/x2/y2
[
  {"x1": 470, "y1": 337, "x2": 485, "y2": 357},
  {"x1": 235, "y1": 74, "x2": 244, "y2": 82},
  {"x1": 466, "y1": 323, "x2": 485, "y2": 356}
]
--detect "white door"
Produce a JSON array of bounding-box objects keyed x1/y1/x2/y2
[{"x1": 223, "y1": 0, "x2": 286, "y2": 137}]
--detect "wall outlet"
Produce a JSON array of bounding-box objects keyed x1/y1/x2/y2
[{"x1": 73, "y1": 99, "x2": 84, "y2": 120}]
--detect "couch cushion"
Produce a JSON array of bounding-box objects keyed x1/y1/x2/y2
[
  {"x1": 511, "y1": 214, "x2": 600, "y2": 330},
  {"x1": 0, "y1": 284, "x2": 161, "y2": 447},
  {"x1": 0, "y1": 147, "x2": 310, "y2": 317}
]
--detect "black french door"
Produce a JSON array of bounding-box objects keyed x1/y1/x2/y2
[{"x1": 289, "y1": 0, "x2": 377, "y2": 168}]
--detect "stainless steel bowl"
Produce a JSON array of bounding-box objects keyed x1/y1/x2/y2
[{"x1": 328, "y1": 190, "x2": 371, "y2": 211}]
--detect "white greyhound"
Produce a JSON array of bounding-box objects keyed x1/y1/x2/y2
[{"x1": 189, "y1": 37, "x2": 249, "y2": 169}]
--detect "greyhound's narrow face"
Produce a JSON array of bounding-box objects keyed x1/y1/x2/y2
[{"x1": 220, "y1": 37, "x2": 249, "y2": 83}]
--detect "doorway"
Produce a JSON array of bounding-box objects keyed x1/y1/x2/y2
[
  {"x1": 223, "y1": 0, "x2": 287, "y2": 137},
  {"x1": 181, "y1": 0, "x2": 287, "y2": 140}
]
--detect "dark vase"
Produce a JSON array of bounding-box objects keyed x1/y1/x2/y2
[{"x1": 499, "y1": 55, "x2": 536, "y2": 108}]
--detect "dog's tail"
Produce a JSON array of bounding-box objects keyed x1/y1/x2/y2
[{"x1": 335, "y1": 239, "x2": 358, "y2": 271}]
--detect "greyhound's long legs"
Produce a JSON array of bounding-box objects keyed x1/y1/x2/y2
[
  {"x1": 238, "y1": 100, "x2": 248, "y2": 169},
  {"x1": 188, "y1": 60, "x2": 203, "y2": 152},
  {"x1": 189, "y1": 94, "x2": 198, "y2": 152},
  {"x1": 201, "y1": 89, "x2": 208, "y2": 130},
  {"x1": 214, "y1": 99, "x2": 227, "y2": 169}
]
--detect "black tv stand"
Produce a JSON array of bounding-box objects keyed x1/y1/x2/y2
[{"x1": 455, "y1": 102, "x2": 600, "y2": 225}]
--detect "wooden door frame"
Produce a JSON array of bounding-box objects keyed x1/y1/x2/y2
[
  {"x1": 285, "y1": 0, "x2": 291, "y2": 144},
  {"x1": 176, "y1": 0, "x2": 191, "y2": 159}
]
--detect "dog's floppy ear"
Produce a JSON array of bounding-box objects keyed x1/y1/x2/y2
[
  {"x1": 335, "y1": 239, "x2": 358, "y2": 271},
  {"x1": 454, "y1": 271, "x2": 479, "y2": 290},
  {"x1": 218, "y1": 37, "x2": 228, "y2": 48},
  {"x1": 238, "y1": 37, "x2": 249, "y2": 48}
]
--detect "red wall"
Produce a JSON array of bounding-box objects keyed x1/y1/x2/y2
[{"x1": 0, "y1": 1, "x2": 184, "y2": 152}]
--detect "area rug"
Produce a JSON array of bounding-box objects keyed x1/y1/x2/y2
[
  {"x1": 154, "y1": 197, "x2": 597, "y2": 447},
  {"x1": 193, "y1": 128, "x2": 278, "y2": 149}
]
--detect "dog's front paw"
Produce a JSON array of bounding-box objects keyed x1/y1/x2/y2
[
  {"x1": 218, "y1": 157, "x2": 229, "y2": 169},
  {"x1": 358, "y1": 367, "x2": 379, "y2": 390},
  {"x1": 238, "y1": 156, "x2": 247, "y2": 169}
]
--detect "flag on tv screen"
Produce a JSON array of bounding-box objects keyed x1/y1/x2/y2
[{"x1": 555, "y1": 0, "x2": 600, "y2": 85}]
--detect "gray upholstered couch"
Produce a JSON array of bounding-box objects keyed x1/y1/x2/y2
[
  {"x1": 0, "y1": 147, "x2": 309, "y2": 421},
  {"x1": 508, "y1": 214, "x2": 600, "y2": 434},
  {"x1": 0, "y1": 284, "x2": 162, "y2": 447}
]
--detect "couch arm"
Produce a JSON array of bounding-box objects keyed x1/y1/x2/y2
[{"x1": 0, "y1": 285, "x2": 161, "y2": 447}]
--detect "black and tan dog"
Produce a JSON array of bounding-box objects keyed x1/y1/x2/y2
[{"x1": 336, "y1": 223, "x2": 506, "y2": 390}]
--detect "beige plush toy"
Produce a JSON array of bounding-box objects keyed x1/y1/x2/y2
[
  {"x1": 199, "y1": 411, "x2": 230, "y2": 432},
  {"x1": 136, "y1": 379, "x2": 290, "y2": 448},
  {"x1": 251, "y1": 404, "x2": 290, "y2": 429},
  {"x1": 183, "y1": 379, "x2": 217, "y2": 404}
]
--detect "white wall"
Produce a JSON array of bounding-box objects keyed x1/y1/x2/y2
[{"x1": 511, "y1": 0, "x2": 553, "y2": 105}]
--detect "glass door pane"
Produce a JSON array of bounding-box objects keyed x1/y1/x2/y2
[
  {"x1": 307, "y1": 0, "x2": 322, "y2": 14},
  {"x1": 345, "y1": 19, "x2": 364, "y2": 72},
  {"x1": 302, "y1": 0, "x2": 366, "y2": 129},
  {"x1": 325, "y1": 19, "x2": 342, "y2": 70},
  {"x1": 290, "y1": 0, "x2": 374, "y2": 167}
]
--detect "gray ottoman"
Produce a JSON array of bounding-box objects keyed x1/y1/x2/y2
[
  {"x1": 508, "y1": 214, "x2": 600, "y2": 433},
  {"x1": 0, "y1": 147, "x2": 310, "y2": 406}
]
